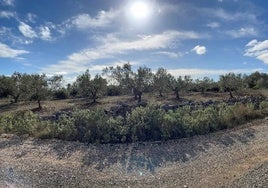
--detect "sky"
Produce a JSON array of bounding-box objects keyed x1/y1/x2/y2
[{"x1": 1, "y1": 0, "x2": 268, "y2": 82}]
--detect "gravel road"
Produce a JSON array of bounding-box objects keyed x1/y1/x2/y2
[{"x1": 0, "y1": 119, "x2": 267, "y2": 187}]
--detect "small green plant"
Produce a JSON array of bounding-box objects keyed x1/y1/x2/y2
[
  {"x1": 0, "y1": 114, "x2": 13, "y2": 134},
  {"x1": 126, "y1": 105, "x2": 164, "y2": 142},
  {"x1": 71, "y1": 108, "x2": 108, "y2": 143},
  {"x1": 0, "y1": 111, "x2": 38, "y2": 136},
  {"x1": 0, "y1": 100, "x2": 265, "y2": 143},
  {"x1": 260, "y1": 101, "x2": 268, "y2": 115},
  {"x1": 191, "y1": 106, "x2": 219, "y2": 135}
]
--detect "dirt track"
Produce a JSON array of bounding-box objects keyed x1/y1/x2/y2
[{"x1": 0, "y1": 119, "x2": 267, "y2": 187}]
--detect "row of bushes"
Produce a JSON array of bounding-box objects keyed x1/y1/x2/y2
[{"x1": 1, "y1": 101, "x2": 268, "y2": 143}]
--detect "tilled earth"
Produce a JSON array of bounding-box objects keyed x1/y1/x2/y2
[{"x1": 0, "y1": 119, "x2": 267, "y2": 188}]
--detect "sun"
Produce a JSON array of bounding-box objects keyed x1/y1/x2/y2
[{"x1": 130, "y1": 1, "x2": 150, "y2": 19}]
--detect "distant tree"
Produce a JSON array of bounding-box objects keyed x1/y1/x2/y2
[
  {"x1": 48, "y1": 75, "x2": 63, "y2": 91},
  {"x1": 103, "y1": 63, "x2": 153, "y2": 102},
  {"x1": 106, "y1": 85, "x2": 122, "y2": 96},
  {"x1": 88, "y1": 75, "x2": 107, "y2": 103},
  {"x1": 0, "y1": 73, "x2": 29, "y2": 103},
  {"x1": 153, "y1": 67, "x2": 171, "y2": 97},
  {"x1": 132, "y1": 66, "x2": 153, "y2": 102},
  {"x1": 67, "y1": 83, "x2": 79, "y2": 98},
  {"x1": 76, "y1": 70, "x2": 107, "y2": 103},
  {"x1": 245, "y1": 71, "x2": 268, "y2": 89},
  {"x1": 103, "y1": 63, "x2": 133, "y2": 94},
  {"x1": 0, "y1": 76, "x2": 8, "y2": 98},
  {"x1": 47, "y1": 75, "x2": 68, "y2": 99},
  {"x1": 76, "y1": 69, "x2": 91, "y2": 98},
  {"x1": 169, "y1": 75, "x2": 192, "y2": 100},
  {"x1": 27, "y1": 74, "x2": 49, "y2": 109},
  {"x1": 196, "y1": 76, "x2": 213, "y2": 94},
  {"x1": 219, "y1": 73, "x2": 243, "y2": 99}
]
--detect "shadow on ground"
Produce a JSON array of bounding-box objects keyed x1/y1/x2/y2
[
  {"x1": 0, "y1": 126, "x2": 256, "y2": 175},
  {"x1": 79, "y1": 127, "x2": 256, "y2": 173}
]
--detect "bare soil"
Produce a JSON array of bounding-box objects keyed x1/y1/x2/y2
[{"x1": 0, "y1": 119, "x2": 267, "y2": 187}]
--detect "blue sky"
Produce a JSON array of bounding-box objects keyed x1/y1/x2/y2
[{"x1": 1, "y1": 0, "x2": 268, "y2": 82}]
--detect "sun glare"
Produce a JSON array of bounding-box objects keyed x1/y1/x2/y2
[{"x1": 130, "y1": 1, "x2": 150, "y2": 19}]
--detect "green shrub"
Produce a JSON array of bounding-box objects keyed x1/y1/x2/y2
[
  {"x1": 106, "y1": 85, "x2": 122, "y2": 96},
  {"x1": 13, "y1": 111, "x2": 38, "y2": 135},
  {"x1": 54, "y1": 89, "x2": 69, "y2": 99},
  {"x1": 56, "y1": 114, "x2": 76, "y2": 140},
  {"x1": 0, "y1": 111, "x2": 38, "y2": 136},
  {"x1": 126, "y1": 105, "x2": 164, "y2": 142},
  {"x1": 71, "y1": 108, "x2": 108, "y2": 143},
  {"x1": 260, "y1": 101, "x2": 268, "y2": 115},
  {"x1": 161, "y1": 107, "x2": 191, "y2": 139},
  {"x1": 219, "y1": 102, "x2": 262, "y2": 128},
  {"x1": 0, "y1": 114, "x2": 13, "y2": 134},
  {"x1": 33, "y1": 120, "x2": 57, "y2": 139},
  {"x1": 0, "y1": 101, "x2": 265, "y2": 143},
  {"x1": 191, "y1": 106, "x2": 219, "y2": 135}
]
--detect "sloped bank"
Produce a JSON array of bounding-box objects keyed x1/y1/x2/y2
[{"x1": 0, "y1": 119, "x2": 267, "y2": 187}]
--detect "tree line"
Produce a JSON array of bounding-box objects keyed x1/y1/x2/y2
[{"x1": 1, "y1": 64, "x2": 268, "y2": 108}]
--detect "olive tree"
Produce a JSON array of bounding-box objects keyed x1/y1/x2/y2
[
  {"x1": 132, "y1": 66, "x2": 153, "y2": 102},
  {"x1": 103, "y1": 63, "x2": 133, "y2": 94},
  {"x1": 196, "y1": 76, "x2": 213, "y2": 94},
  {"x1": 76, "y1": 70, "x2": 107, "y2": 103},
  {"x1": 28, "y1": 74, "x2": 49, "y2": 109},
  {"x1": 219, "y1": 73, "x2": 243, "y2": 99},
  {"x1": 103, "y1": 64, "x2": 153, "y2": 102},
  {"x1": 0, "y1": 72, "x2": 29, "y2": 103},
  {"x1": 88, "y1": 75, "x2": 107, "y2": 103},
  {"x1": 169, "y1": 75, "x2": 192, "y2": 100},
  {"x1": 153, "y1": 67, "x2": 171, "y2": 97}
]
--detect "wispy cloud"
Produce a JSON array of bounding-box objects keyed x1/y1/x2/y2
[
  {"x1": 18, "y1": 22, "x2": 37, "y2": 38},
  {"x1": 71, "y1": 9, "x2": 119, "y2": 29},
  {"x1": 0, "y1": 42, "x2": 29, "y2": 58},
  {"x1": 225, "y1": 27, "x2": 257, "y2": 38},
  {"x1": 2, "y1": 0, "x2": 15, "y2": 6},
  {"x1": 244, "y1": 39, "x2": 268, "y2": 64},
  {"x1": 213, "y1": 8, "x2": 258, "y2": 23},
  {"x1": 0, "y1": 11, "x2": 16, "y2": 18},
  {"x1": 152, "y1": 51, "x2": 182, "y2": 58},
  {"x1": 168, "y1": 68, "x2": 263, "y2": 78},
  {"x1": 26, "y1": 13, "x2": 37, "y2": 23},
  {"x1": 39, "y1": 26, "x2": 51, "y2": 40},
  {"x1": 192, "y1": 45, "x2": 206, "y2": 55},
  {"x1": 41, "y1": 30, "x2": 201, "y2": 75},
  {"x1": 206, "y1": 22, "x2": 220, "y2": 29}
]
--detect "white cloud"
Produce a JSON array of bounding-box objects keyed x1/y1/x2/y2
[
  {"x1": 0, "y1": 26, "x2": 9, "y2": 35},
  {"x1": 72, "y1": 9, "x2": 119, "y2": 29},
  {"x1": 214, "y1": 9, "x2": 257, "y2": 23},
  {"x1": 206, "y1": 22, "x2": 220, "y2": 28},
  {"x1": 192, "y1": 45, "x2": 206, "y2": 55},
  {"x1": 0, "y1": 11, "x2": 15, "y2": 18},
  {"x1": 39, "y1": 26, "x2": 51, "y2": 40},
  {"x1": 246, "y1": 39, "x2": 258, "y2": 47},
  {"x1": 152, "y1": 51, "x2": 182, "y2": 58},
  {"x1": 41, "y1": 30, "x2": 200, "y2": 75},
  {"x1": 26, "y1": 13, "x2": 37, "y2": 23},
  {"x1": 225, "y1": 27, "x2": 257, "y2": 38},
  {"x1": 0, "y1": 42, "x2": 29, "y2": 58},
  {"x1": 168, "y1": 68, "x2": 263, "y2": 78},
  {"x1": 2, "y1": 0, "x2": 14, "y2": 6},
  {"x1": 18, "y1": 22, "x2": 37, "y2": 38},
  {"x1": 244, "y1": 39, "x2": 268, "y2": 64}
]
